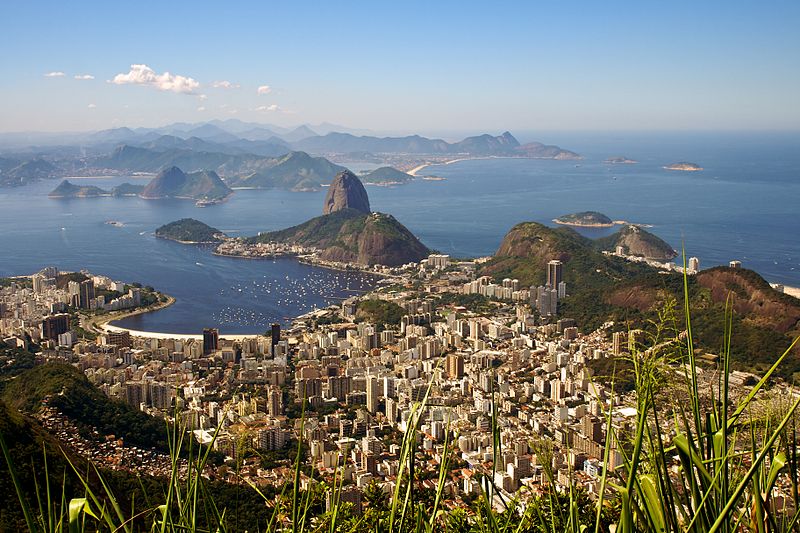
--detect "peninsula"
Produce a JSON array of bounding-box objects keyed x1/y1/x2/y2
[{"x1": 218, "y1": 170, "x2": 429, "y2": 266}]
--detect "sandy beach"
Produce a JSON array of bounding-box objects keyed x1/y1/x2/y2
[{"x1": 99, "y1": 322, "x2": 264, "y2": 341}]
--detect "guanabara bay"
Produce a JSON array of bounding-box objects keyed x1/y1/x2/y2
[{"x1": 1, "y1": 2, "x2": 799, "y2": 532}]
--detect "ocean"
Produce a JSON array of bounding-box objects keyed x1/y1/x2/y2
[{"x1": 0, "y1": 131, "x2": 797, "y2": 333}]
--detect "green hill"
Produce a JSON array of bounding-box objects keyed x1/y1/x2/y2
[
  {"x1": 250, "y1": 208, "x2": 430, "y2": 266},
  {"x1": 553, "y1": 211, "x2": 614, "y2": 227},
  {"x1": 228, "y1": 151, "x2": 345, "y2": 190},
  {"x1": 156, "y1": 218, "x2": 226, "y2": 243},
  {"x1": 110, "y1": 182, "x2": 145, "y2": 196},
  {"x1": 48, "y1": 179, "x2": 108, "y2": 198},
  {"x1": 595, "y1": 224, "x2": 677, "y2": 260},
  {"x1": 141, "y1": 166, "x2": 232, "y2": 200},
  {"x1": 482, "y1": 221, "x2": 800, "y2": 379},
  {"x1": 0, "y1": 158, "x2": 59, "y2": 186},
  {"x1": 361, "y1": 166, "x2": 414, "y2": 185},
  {"x1": 1, "y1": 363, "x2": 175, "y2": 453}
]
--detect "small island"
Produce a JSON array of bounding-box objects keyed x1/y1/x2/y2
[
  {"x1": 360, "y1": 166, "x2": 414, "y2": 186},
  {"x1": 553, "y1": 211, "x2": 615, "y2": 228},
  {"x1": 49, "y1": 180, "x2": 146, "y2": 198},
  {"x1": 155, "y1": 218, "x2": 227, "y2": 244},
  {"x1": 604, "y1": 156, "x2": 638, "y2": 164},
  {"x1": 664, "y1": 162, "x2": 703, "y2": 171}
]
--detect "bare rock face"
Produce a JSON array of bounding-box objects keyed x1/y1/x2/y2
[{"x1": 322, "y1": 170, "x2": 370, "y2": 215}]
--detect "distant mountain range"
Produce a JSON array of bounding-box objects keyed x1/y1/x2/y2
[{"x1": 1, "y1": 121, "x2": 583, "y2": 190}]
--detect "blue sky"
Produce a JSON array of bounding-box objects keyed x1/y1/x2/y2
[{"x1": 1, "y1": 1, "x2": 798, "y2": 133}]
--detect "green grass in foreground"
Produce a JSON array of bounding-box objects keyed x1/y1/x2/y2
[{"x1": 1, "y1": 263, "x2": 799, "y2": 532}]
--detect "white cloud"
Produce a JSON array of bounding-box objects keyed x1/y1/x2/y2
[
  {"x1": 256, "y1": 104, "x2": 280, "y2": 112},
  {"x1": 197, "y1": 106, "x2": 206, "y2": 112},
  {"x1": 87, "y1": 103, "x2": 97, "y2": 109},
  {"x1": 44, "y1": 71, "x2": 65, "y2": 78},
  {"x1": 197, "y1": 94, "x2": 208, "y2": 100},
  {"x1": 212, "y1": 80, "x2": 240, "y2": 89},
  {"x1": 257, "y1": 85, "x2": 272, "y2": 95},
  {"x1": 74, "y1": 74, "x2": 94, "y2": 80},
  {"x1": 111, "y1": 64, "x2": 199, "y2": 94}
]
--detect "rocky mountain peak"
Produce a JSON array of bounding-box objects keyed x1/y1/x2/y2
[{"x1": 322, "y1": 170, "x2": 370, "y2": 215}]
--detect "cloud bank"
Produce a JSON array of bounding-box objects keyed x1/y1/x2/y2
[{"x1": 111, "y1": 64, "x2": 200, "y2": 94}]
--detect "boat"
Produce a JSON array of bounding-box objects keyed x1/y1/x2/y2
[{"x1": 195, "y1": 198, "x2": 221, "y2": 207}]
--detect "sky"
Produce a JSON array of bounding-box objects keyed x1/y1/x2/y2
[{"x1": 1, "y1": 1, "x2": 798, "y2": 134}]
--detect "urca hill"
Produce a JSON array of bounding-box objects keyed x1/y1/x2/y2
[{"x1": 248, "y1": 170, "x2": 429, "y2": 266}]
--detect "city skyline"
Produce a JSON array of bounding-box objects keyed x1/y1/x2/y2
[{"x1": 1, "y1": 1, "x2": 799, "y2": 133}]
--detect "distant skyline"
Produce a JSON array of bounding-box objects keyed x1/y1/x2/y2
[{"x1": 1, "y1": 1, "x2": 799, "y2": 134}]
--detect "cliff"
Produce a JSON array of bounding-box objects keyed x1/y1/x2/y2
[{"x1": 323, "y1": 170, "x2": 371, "y2": 214}]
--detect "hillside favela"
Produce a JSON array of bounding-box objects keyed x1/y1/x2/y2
[{"x1": 1, "y1": 2, "x2": 799, "y2": 532}]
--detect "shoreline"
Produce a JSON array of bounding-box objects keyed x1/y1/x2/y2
[
  {"x1": 552, "y1": 219, "x2": 617, "y2": 228},
  {"x1": 407, "y1": 155, "x2": 576, "y2": 176}
]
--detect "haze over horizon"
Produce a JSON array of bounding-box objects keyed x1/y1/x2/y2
[{"x1": 2, "y1": 1, "x2": 799, "y2": 135}]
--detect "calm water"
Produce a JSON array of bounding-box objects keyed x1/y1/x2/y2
[{"x1": 0, "y1": 131, "x2": 798, "y2": 333}]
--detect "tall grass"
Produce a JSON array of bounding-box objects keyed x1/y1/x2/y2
[{"x1": 2, "y1": 263, "x2": 799, "y2": 531}]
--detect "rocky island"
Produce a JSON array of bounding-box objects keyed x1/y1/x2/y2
[
  {"x1": 553, "y1": 211, "x2": 615, "y2": 227},
  {"x1": 604, "y1": 156, "x2": 638, "y2": 164},
  {"x1": 360, "y1": 166, "x2": 414, "y2": 186},
  {"x1": 155, "y1": 218, "x2": 226, "y2": 244},
  {"x1": 140, "y1": 166, "x2": 232, "y2": 201},
  {"x1": 48, "y1": 180, "x2": 146, "y2": 198},
  {"x1": 664, "y1": 162, "x2": 703, "y2": 171}
]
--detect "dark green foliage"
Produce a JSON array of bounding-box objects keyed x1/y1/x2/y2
[
  {"x1": 109, "y1": 182, "x2": 145, "y2": 196},
  {"x1": 1, "y1": 364, "x2": 172, "y2": 453},
  {"x1": 356, "y1": 299, "x2": 405, "y2": 327},
  {"x1": 360, "y1": 166, "x2": 413, "y2": 184},
  {"x1": 251, "y1": 208, "x2": 367, "y2": 246},
  {"x1": 250, "y1": 208, "x2": 430, "y2": 266},
  {"x1": 554, "y1": 211, "x2": 613, "y2": 225},
  {"x1": 55, "y1": 271, "x2": 88, "y2": 289},
  {"x1": 155, "y1": 218, "x2": 225, "y2": 243},
  {"x1": 436, "y1": 292, "x2": 496, "y2": 314}
]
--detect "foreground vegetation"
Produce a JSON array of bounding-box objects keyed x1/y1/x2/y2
[{"x1": 1, "y1": 268, "x2": 799, "y2": 531}]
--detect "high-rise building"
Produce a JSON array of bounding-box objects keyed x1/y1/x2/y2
[
  {"x1": 267, "y1": 386, "x2": 283, "y2": 416},
  {"x1": 688, "y1": 257, "x2": 700, "y2": 273},
  {"x1": 446, "y1": 353, "x2": 464, "y2": 379},
  {"x1": 79, "y1": 279, "x2": 95, "y2": 309},
  {"x1": 32, "y1": 274, "x2": 46, "y2": 294},
  {"x1": 547, "y1": 260, "x2": 563, "y2": 288},
  {"x1": 41, "y1": 313, "x2": 69, "y2": 340},
  {"x1": 270, "y1": 323, "x2": 280, "y2": 356},
  {"x1": 366, "y1": 377, "x2": 381, "y2": 414},
  {"x1": 203, "y1": 328, "x2": 219, "y2": 355},
  {"x1": 107, "y1": 331, "x2": 131, "y2": 348},
  {"x1": 327, "y1": 375, "x2": 351, "y2": 400}
]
